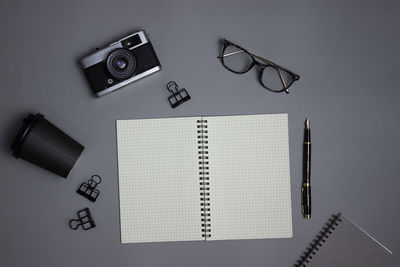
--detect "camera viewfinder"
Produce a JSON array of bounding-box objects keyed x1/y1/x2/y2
[{"x1": 121, "y1": 34, "x2": 141, "y2": 48}]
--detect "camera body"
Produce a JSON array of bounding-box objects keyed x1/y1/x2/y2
[{"x1": 81, "y1": 30, "x2": 161, "y2": 96}]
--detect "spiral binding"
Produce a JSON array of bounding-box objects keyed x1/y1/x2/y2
[
  {"x1": 295, "y1": 213, "x2": 342, "y2": 267},
  {"x1": 197, "y1": 118, "x2": 211, "y2": 239}
]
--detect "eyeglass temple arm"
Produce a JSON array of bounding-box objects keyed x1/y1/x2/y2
[
  {"x1": 277, "y1": 69, "x2": 288, "y2": 90},
  {"x1": 251, "y1": 53, "x2": 298, "y2": 77},
  {"x1": 217, "y1": 50, "x2": 246, "y2": 59}
]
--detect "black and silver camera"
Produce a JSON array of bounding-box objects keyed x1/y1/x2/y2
[{"x1": 81, "y1": 30, "x2": 161, "y2": 96}]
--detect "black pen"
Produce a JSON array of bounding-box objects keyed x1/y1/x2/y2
[{"x1": 302, "y1": 118, "x2": 312, "y2": 219}]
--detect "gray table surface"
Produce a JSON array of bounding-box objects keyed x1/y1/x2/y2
[{"x1": 1, "y1": 0, "x2": 399, "y2": 266}]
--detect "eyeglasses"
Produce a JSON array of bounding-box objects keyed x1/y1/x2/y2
[{"x1": 218, "y1": 39, "x2": 300, "y2": 94}]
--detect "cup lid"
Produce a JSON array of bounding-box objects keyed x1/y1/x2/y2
[{"x1": 11, "y1": 113, "x2": 44, "y2": 158}]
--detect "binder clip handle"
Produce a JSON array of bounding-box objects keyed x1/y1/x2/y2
[
  {"x1": 88, "y1": 175, "x2": 101, "y2": 188},
  {"x1": 69, "y1": 219, "x2": 80, "y2": 230},
  {"x1": 167, "y1": 81, "x2": 179, "y2": 93}
]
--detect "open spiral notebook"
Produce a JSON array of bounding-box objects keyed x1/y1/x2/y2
[{"x1": 116, "y1": 114, "x2": 292, "y2": 243}]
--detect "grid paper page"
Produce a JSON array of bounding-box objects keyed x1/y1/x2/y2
[
  {"x1": 116, "y1": 117, "x2": 201, "y2": 243},
  {"x1": 207, "y1": 114, "x2": 292, "y2": 241}
]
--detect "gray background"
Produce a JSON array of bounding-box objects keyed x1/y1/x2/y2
[{"x1": 0, "y1": 0, "x2": 399, "y2": 266}]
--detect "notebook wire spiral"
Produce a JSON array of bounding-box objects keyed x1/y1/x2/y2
[
  {"x1": 295, "y1": 213, "x2": 342, "y2": 267},
  {"x1": 198, "y1": 119, "x2": 211, "y2": 239}
]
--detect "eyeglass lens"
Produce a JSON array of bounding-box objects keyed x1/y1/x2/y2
[
  {"x1": 222, "y1": 45, "x2": 253, "y2": 73},
  {"x1": 261, "y1": 66, "x2": 295, "y2": 92}
]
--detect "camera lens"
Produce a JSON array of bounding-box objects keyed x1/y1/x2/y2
[
  {"x1": 106, "y1": 49, "x2": 136, "y2": 79},
  {"x1": 114, "y1": 58, "x2": 127, "y2": 70}
]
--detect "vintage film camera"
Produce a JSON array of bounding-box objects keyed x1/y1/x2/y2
[{"x1": 81, "y1": 30, "x2": 161, "y2": 96}]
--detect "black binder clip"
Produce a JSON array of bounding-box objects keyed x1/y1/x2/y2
[
  {"x1": 166, "y1": 81, "x2": 191, "y2": 108},
  {"x1": 76, "y1": 175, "x2": 101, "y2": 202},
  {"x1": 69, "y1": 208, "x2": 96, "y2": 230}
]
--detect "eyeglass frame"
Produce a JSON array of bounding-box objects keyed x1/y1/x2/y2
[{"x1": 218, "y1": 39, "x2": 300, "y2": 94}]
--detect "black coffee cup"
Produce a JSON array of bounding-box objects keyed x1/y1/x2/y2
[{"x1": 11, "y1": 113, "x2": 85, "y2": 178}]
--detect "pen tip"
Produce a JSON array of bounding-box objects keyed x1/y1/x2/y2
[{"x1": 305, "y1": 118, "x2": 310, "y2": 129}]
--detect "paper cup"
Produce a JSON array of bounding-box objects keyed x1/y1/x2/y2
[{"x1": 11, "y1": 113, "x2": 84, "y2": 178}]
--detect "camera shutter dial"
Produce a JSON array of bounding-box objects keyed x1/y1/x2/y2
[{"x1": 106, "y1": 49, "x2": 136, "y2": 79}]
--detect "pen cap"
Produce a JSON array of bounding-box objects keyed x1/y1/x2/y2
[{"x1": 11, "y1": 113, "x2": 85, "y2": 178}]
